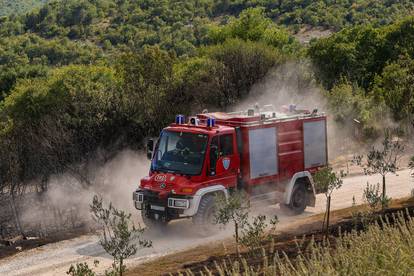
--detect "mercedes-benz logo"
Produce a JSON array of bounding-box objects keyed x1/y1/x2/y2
[{"x1": 160, "y1": 183, "x2": 166, "y2": 189}]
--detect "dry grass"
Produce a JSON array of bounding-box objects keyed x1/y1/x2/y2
[
  {"x1": 191, "y1": 209, "x2": 414, "y2": 275},
  {"x1": 127, "y1": 197, "x2": 414, "y2": 276}
]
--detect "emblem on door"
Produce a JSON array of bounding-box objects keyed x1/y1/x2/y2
[{"x1": 222, "y1": 157, "x2": 231, "y2": 170}]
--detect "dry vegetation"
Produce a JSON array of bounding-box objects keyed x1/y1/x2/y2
[
  {"x1": 194, "y1": 210, "x2": 414, "y2": 275},
  {"x1": 128, "y1": 197, "x2": 414, "y2": 276}
]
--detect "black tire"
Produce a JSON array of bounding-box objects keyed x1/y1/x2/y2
[
  {"x1": 192, "y1": 195, "x2": 219, "y2": 236},
  {"x1": 141, "y1": 208, "x2": 168, "y2": 232},
  {"x1": 280, "y1": 184, "x2": 307, "y2": 215}
]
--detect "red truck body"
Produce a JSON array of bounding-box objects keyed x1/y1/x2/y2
[
  {"x1": 134, "y1": 106, "x2": 327, "y2": 227},
  {"x1": 197, "y1": 111, "x2": 327, "y2": 189}
]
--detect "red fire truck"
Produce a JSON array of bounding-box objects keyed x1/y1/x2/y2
[{"x1": 133, "y1": 105, "x2": 327, "y2": 230}]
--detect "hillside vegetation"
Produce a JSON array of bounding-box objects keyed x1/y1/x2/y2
[
  {"x1": 0, "y1": 0, "x2": 48, "y2": 17},
  {"x1": 311, "y1": 18, "x2": 414, "y2": 136},
  {"x1": 0, "y1": 8, "x2": 296, "y2": 196},
  {"x1": 0, "y1": 0, "x2": 413, "y2": 217}
]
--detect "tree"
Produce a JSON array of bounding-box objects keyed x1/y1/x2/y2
[
  {"x1": 172, "y1": 57, "x2": 226, "y2": 109},
  {"x1": 0, "y1": 65, "x2": 118, "y2": 191},
  {"x1": 117, "y1": 46, "x2": 176, "y2": 138},
  {"x1": 205, "y1": 38, "x2": 282, "y2": 105},
  {"x1": 354, "y1": 130, "x2": 404, "y2": 209},
  {"x1": 90, "y1": 195, "x2": 152, "y2": 276},
  {"x1": 373, "y1": 56, "x2": 414, "y2": 129},
  {"x1": 214, "y1": 191, "x2": 249, "y2": 256},
  {"x1": 314, "y1": 166, "x2": 343, "y2": 236},
  {"x1": 326, "y1": 81, "x2": 387, "y2": 138}
]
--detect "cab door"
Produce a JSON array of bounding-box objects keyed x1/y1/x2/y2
[{"x1": 208, "y1": 133, "x2": 239, "y2": 187}]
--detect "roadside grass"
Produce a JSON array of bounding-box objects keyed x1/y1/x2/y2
[
  {"x1": 185, "y1": 209, "x2": 414, "y2": 275},
  {"x1": 127, "y1": 197, "x2": 414, "y2": 276},
  {"x1": 273, "y1": 211, "x2": 414, "y2": 275}
]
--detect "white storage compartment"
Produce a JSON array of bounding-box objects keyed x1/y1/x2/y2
[
  {"x1": 303, "y1": 120, "x2": 327, "y2": 169},
  {"x1": 248, "y1": 127, "x2": 278, "y2": 179}
]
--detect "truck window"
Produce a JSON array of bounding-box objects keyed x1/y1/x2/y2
[
  {"x1": 220, "y1": 134, "x2": 233, "y2": 156},
  {"x1": 152, "y1": 131, "x2": 208, "y2": 175}
]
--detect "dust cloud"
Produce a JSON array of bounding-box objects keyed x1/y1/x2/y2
[
  {"x1": 230, "y1": 61, "x2": 368, "y2": 160},
  {"x1": 20, "y1": 150, "x2": 149, "y2": 231}
]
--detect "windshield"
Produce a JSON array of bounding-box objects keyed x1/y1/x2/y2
[{"x1": 151, "y1": 130, "x2": 209, "y2": 175}]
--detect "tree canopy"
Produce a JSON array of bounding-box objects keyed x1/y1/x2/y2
[{"x1": 0, "y1": 0, "x2": 414, "y2": 194}]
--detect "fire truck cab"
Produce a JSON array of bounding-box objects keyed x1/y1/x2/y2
[{"x1": 133, "y1": 105, "x2": 327, "y2": 230}]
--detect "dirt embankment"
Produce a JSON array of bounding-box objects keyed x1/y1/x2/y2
[{"x1": 0, "y1": 227, "x2": 90, "y2": 260}]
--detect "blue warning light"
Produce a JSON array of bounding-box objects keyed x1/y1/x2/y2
[
  {"x1": 207, "y1": 117, "x2": 215, "y2": 127},
  {"x1": 175, "y1": 115, "x2": 185, "y2": 124}
]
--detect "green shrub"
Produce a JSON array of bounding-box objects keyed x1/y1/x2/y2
[{"x1": 67, "y1": 261, "x2": 99, "y2": 276}]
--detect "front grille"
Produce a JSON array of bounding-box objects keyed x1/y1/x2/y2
[
  {"x1": 141, "y1": 189, "x2": 184, "y2": 220},
  {"x1": 142, "y1": 190, "x2": 167, "y2": 206},
  {"x1": 150, "y1": 182, "x2": 175, "y2": 192}
]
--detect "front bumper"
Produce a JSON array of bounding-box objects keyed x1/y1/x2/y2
[
  {"x1": 133, "y1": 190, "x2": 190, "y2": 209},
  {"x1": 133, "y1": 189, "x2": 198, "y2": 221}
]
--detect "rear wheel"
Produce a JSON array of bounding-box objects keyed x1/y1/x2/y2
[
  {"x1": 280, "y1": 184, "x2": 307, "y2": 215},
  {"x1": 192, "y1": 195, "x2": 219, "y2": 236},
  {"x1": 141, "y1": 208, "x2": 168, "y2": 232}
]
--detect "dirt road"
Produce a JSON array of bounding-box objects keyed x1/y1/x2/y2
[{"x1": 0, "y1": 169, "x2": 412, "y2": 276}]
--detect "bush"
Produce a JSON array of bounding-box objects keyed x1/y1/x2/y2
[
  {"x1": 363, "y1": 182, "x2": 381, "y2": 211},
  {"x1": 239, "y1": 215, "x2": 278, "y2": 253},
  {"x1": 67, "y1": 261, "x2": 99, "y2": 276}
]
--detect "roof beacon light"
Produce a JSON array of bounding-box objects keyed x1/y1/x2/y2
[
  {"x1": 175, "y1": 115, "x2": 185, "y2": 124},
  {"x1": 207, "y1": 117, "x2": 215, "y2": 128}
]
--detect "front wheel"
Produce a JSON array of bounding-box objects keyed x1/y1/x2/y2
[
  {"x1": 280, "y1": 184, "x2": 307, "y2": 215},
  {"x1": 192, "y1": 195, "x2": 219, "y2": 236}
]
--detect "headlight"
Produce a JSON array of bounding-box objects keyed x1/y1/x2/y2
[
  {"x1": 168, "y1": 198, "x2": 189, "y2": 209},
  {"x1": 174, "y1": 200, "x2": 188, "y2": 208},
  {"x1": 133, "y1": 191, "x2": 144, "y2": 210},
  {"x1": 133, "y1": 191, "x2": 144, "y2": 203}
]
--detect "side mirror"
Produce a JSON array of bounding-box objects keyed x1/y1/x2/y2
[
  {"x1": 146, "y1": 139, "x2": 154, "y2": 160},
  {"x1": 209, "y1": 146, "x2": 218, "y2": 175}
]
